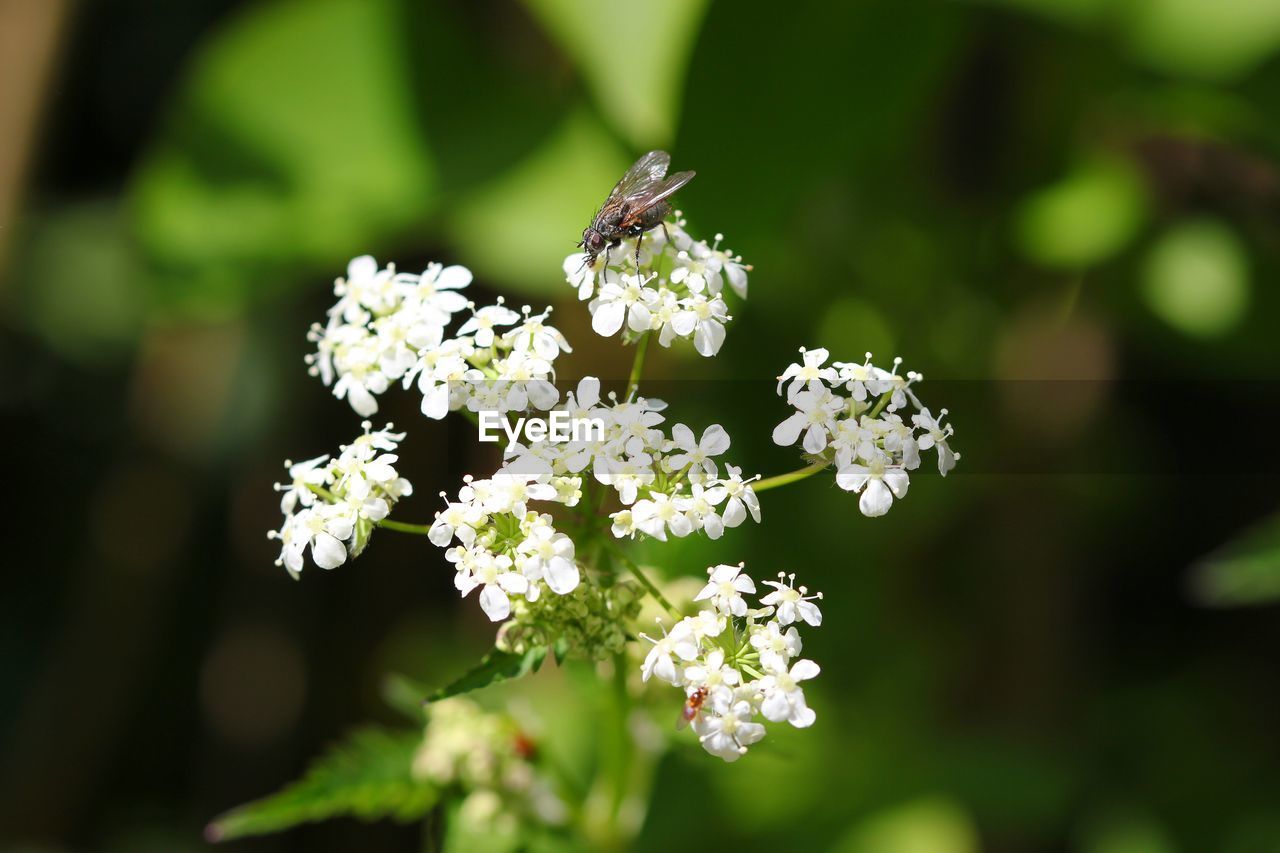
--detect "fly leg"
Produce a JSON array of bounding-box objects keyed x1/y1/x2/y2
[{"x1": 634, "y1": 229, "x2": 645, "y2": 275}]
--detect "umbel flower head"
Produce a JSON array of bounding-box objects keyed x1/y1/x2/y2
[
  {"x1": 413, "y1": 698, "x2": 565, "y2": 831},
  {"x1": 641, "y1": 563, "x2": 824, "y2": 762},
  {"x1": 563, "y1": 218, "x2": 750, "y2": 357},
  {"x1": 268, "y1": 422, "x2": 412, "y2": 577},
  {"x1": 307, "y1": 256, "x2": 570, "y2": 419},
  {"x1": 773, "y1": 348, "x2": 959, "y2": 517},
  {"x1": 498, "y1": 378, "x2": 763, "y2": 545}
]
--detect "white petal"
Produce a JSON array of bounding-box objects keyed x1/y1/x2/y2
[
  {"x1": 801, "y1": 423, "x2": 828, "y2": 454},
  {"x1": 835, "y1": 464, "x2": 869, "y2": 492},
  {"x1": 311, "y1": 533, "x2": 347, "y2": 570},
  {"x1": 761, "y1": 691, "x2": 791, "y2": 723},
  {"x1": 479, "y1": 585, "x2": 511, "y2": 622},
  {"x1": 347, "y1": 255, "x2": 377, "y2": 281},
  {"x1": 859, "y1": 479, "x2": 893, "y2": 517},
  {"x1": 591, "y1": 300, "x2": 626, "y2": 337},
  {"x1": 693, "y1": 320, "x2": 725, "y2": 357},
  {"x1": 883, "y1": 467, "x2": 910, "y2": 498},
  {"x1": 790, "y1": 659, "x2": 820, "y2": 681},
  {"x1": 671, "y1": 422, "x2": 697, "y2": 451},
  {"x1": 544, "y1": 556, "x2": 580, "y2": 595},
  {"x1": 772, "y1": 412, "x2": 807, "y2": 447},
  {"x1": 700, "y1": 424, "x2": 731, "y2": 455},
  {"x1": 436, "y1": 265, "x2": 472, "y2": 290}
]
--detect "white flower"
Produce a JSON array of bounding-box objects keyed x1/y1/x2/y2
[
  {"x1": 457, "y1": 302, "x2": 521, "y2": 348},
  {"x1": 640, "y1": 621, "x2": 699, "y2": 685},
  {"x1": 430, "y1": 496, "x2": 485, "y2": 547},
  {"x1": 772, "y1": 350, "x2": 959, "y2": 517},
  {"x1": 759, "y1": 573, "x2": 823, "y2": 627},
  {"x1": 270, "y1": 424, "x2": 411, "y2": 577},
  {"x1": 694, "y1": 563, "x2": 757, "y2": 617},
  {"x1": 506, "y1": 307, "x2": 572, "y2": 362},
  {"x1": 683, "y1": 649, "x2": 741, "y2": 698},
  {"x1": 682, "y1": 483, "x2": 728, "y2": 539},
  {"x1": 694, "y1": 696, "x2": 766, "y2": 762},
  {"x1": 589, "y1": 273, "x2": 656, "y2": 337},
  {"x1": 750, "y1": 620, "x2": 803, "y2": 671},
  {"x1": 638, "y1": 565, "x2": 824, "y2": 763},
  {"x1": 772, "y1": 381, "x2": 841, "y2": 454},
  {"x1": 563, "y1": 252, "x2": 597, "y2": 299},
  {"x1": 631, "y1": 493, "x2": 693, "y2": 541},
  {"x1": 294, "y1": 505, "x2": 353, "y2": 571},
  {"x1": 596, "y1": 454, "x2": 656, "y2": 507},
  {"x1": 716, "y1": 464, "x2": 761, "y2": 528},
  {"x1": 335, "y1": 255, "x2": 398, "y2": 321},
  {"x1": 454, "y1": 551, "x2": 528, "y2": 622},
  {"x1": 758, "y1": 660, "x2": 820, "y2": 728},
  {"x1": 914, "y1": 407, "x2": 958, "y2": 475},
  {"x1": 666, "y1": 423, "x2": 730, "y2": 479},
  {"x1": 518, "y1": 524, "x2": 579, "y2": 595},
  {"x1": 777, "y1": 347, "x2": 838, "y2": 400},
  {"x1": 276, "y1": 454, "x2": 331, "y2": 514},
  {"x1": 412, "y1": 262, "x2": 472, "y2": 316},
  {"x1": 672, "y1": 293, "x2": 729, "y2": 357},
  {"x1": 835, "y1": 457, "x2": 909, "y2": 517}
]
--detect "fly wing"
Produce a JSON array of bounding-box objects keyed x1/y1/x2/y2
[
  {"x1": 608, "y1": 150, "x2": 671, "y2": 201},
  {"x1": 617, "y1": 170, "x2": 696, "y2": 228}
]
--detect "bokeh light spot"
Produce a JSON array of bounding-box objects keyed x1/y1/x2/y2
[{"x1": 1141, "y1": 217, "x2": 1248, "y2": 338}]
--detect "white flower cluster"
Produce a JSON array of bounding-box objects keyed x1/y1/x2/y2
[
  {"x1": 773, "y1": 348, "x2": 959, "y2": 517},
  {"x1": 308, "y1": 255, "x2": 570, "y2": 418},
  {"x1": 497, "y1": 378, "x2": 762, "y2": 543},
  {"x1": 641, "y1": 564, "x2": 823, "y2": 762},
  {"x1": 269, "y1": 422, "x2": 413, "y2": 576},
  {"x1": 563, "y1": 220, "x2": 749, "y2": 357},
  {"x1": 430, "y1": 469, "x2": 584, "y2": 623},
  {"x1": 413, "y1": 697, "x2": 564, "y2": 830}
]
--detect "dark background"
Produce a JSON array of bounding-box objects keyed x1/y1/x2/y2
[{"x1": 3, "y1": 0, "x2": 1280, "y2": 850}]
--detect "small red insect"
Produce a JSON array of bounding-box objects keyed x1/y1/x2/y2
[
  {"x1": 675, "y1": 686, "x2": 709, "y2": 731},
  {"x1": 513, "y1": 731, "x2": 538, "y2": 761}
]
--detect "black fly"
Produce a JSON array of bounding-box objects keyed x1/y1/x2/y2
[{"x1": 579, "y1": 150, "x2": 695, "y2": 272}]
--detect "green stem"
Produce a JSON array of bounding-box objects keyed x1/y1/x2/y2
[
  {"x1": 604, "y1": 543, "x2": 676, "y2": 616},
  {"x1": 625, "y1": 332, "x2": 651, "y2": 401},
  {"x1": 867, "y1": 389, "x2": 894, "y2": 419},
  {"x1": 752, "y1": 460, "x2": 828, "y2": 493},
  {"x1": 609, "y1": 651, "x2": 632, "y2": 826},
  {"x1": 376, "y1": 518, "x2": 432, "y2": 535},
  {"x1": 305, "y1": 484, "x2": 432, "y2": 534}
]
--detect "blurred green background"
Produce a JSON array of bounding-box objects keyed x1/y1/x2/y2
[{"x1": 3, "y1": 0, "x2": 1280, "y2": 850}]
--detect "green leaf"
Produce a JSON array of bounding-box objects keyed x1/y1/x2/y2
[
  {"x1": 427, "y1": 647, "x2": 549, "y2": 703},
  {"x1": 1193, "y1": 514, "x2": 1280, "y2": 607},
  {"x1": 206, "y1": 727, "x2": 433, "y2": 842},
  {"x1": 552, "y1": 635, "x2": 571, "y2": 666},
  {"x1": 131, "y1": 0, "x2": 435, "y2": 316},
  {"x1": 381, "y1": 673, "x2": 432, "y2": 723},
  {"x1": 520, "y1": 0, "x2": 710, "y2": 146},
  {"x1": 447, "y1": 109, "x2": 631, "y2": 297}
]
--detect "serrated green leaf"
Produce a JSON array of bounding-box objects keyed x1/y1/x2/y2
[
  {"x1": 206, "y1": 727, "x2": 432, "y2": 842},
  {"x1": 427, "y1": 647, "x2": 548, "y2": 703}
]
